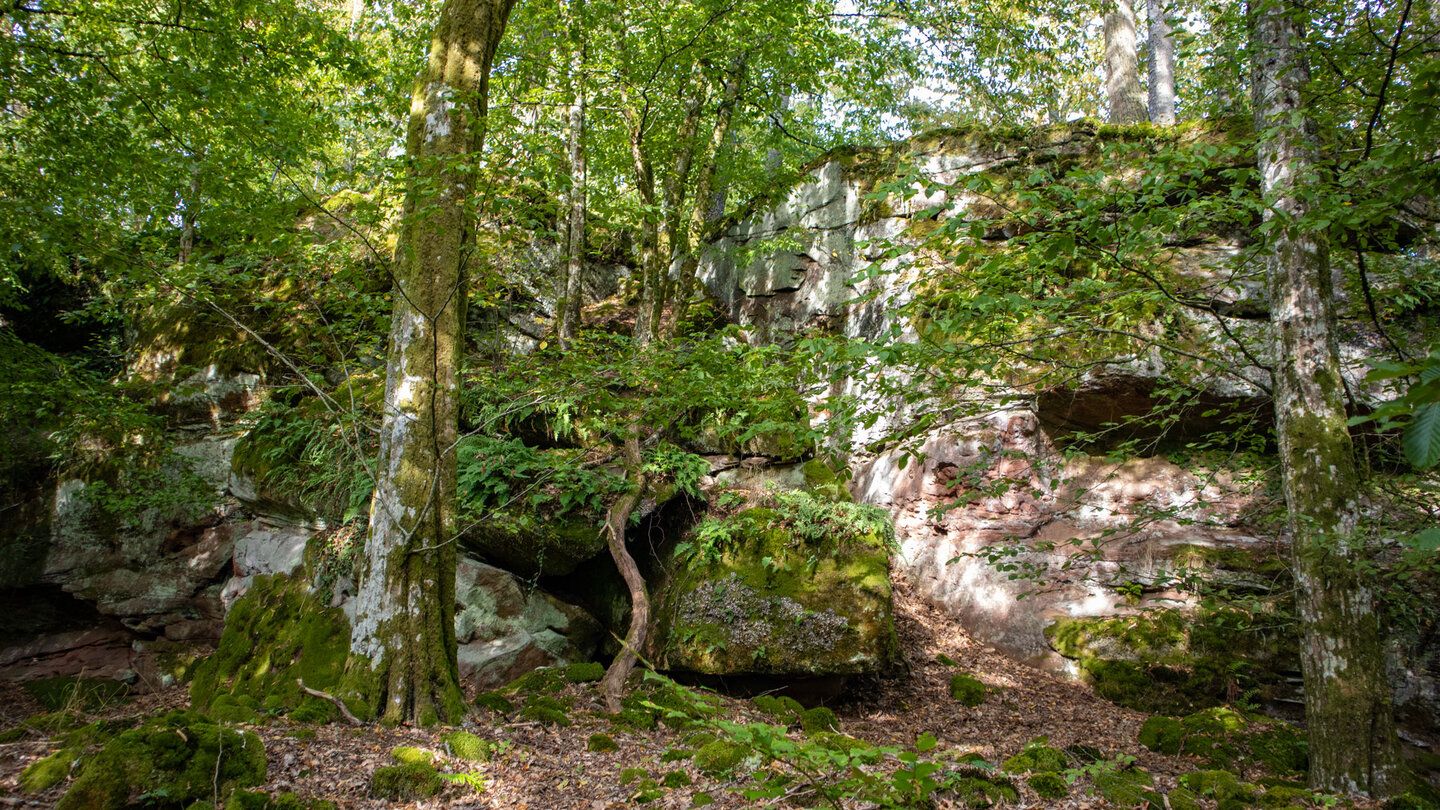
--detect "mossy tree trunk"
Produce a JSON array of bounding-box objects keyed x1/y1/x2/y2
[
  {"x1": 343, "y1": 0, "x2": 514, "y2": 727},
  {"x1": 559, "y1": 0, "x2": 586, "y2": 347},
  {"x1": 1105, "y1": 0, "x2": 1146, "y2": 124},
  {"x1": 1250, "y1": 0, "x2": 1404, "y2": 795}
]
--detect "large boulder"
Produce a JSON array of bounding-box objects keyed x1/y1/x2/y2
[
  {"x1": 454, "y1": 557, "x2": 601, "y2": 690},
  {"x1": 646, "y1": 489, "x2": 899, "y2": 678}
]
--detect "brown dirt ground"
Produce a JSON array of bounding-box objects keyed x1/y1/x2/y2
[{"x1": 0, "y1": 576, "x2": 1326, "y2": 809}]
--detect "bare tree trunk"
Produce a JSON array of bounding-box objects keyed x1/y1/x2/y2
[
  {"x1": 1147, "y1": 0, "x2": 1176, "y2": 125},
  {"x1": 1105, "y1": 0, "x2": 1146, "y2": 124},
  {"x1": 671, "y1": 53, "x2": 747, "y2": 337},
  {"x1": 558, "y1": 0, "x2": 586, "y2": 347},
  {"x1": 1250, "y1": 0, "x2": 1404, "y2": 795},
  {"x1": 600, "y1": 428, "x2": 647, "y2": 712},
  {"x1": 343, "y1": 0, "x2": 514, "y2": 727}
]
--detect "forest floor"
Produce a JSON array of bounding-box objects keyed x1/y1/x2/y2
[{"x1": 0, "y1": 574, "x2": 1307, "y2": 809}]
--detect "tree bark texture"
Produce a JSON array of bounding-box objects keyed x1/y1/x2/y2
[
  {"x1": 344, "y1": 0, "x2": 514, "y2": 727},
  {"x1": 1250, "y1": 0, "x2": 1404, "y2": 795},
  {"x1": 1105, "y1": 0, "x2": 1147, "y2": 124},
  {"x1": 559, "y1": 0, "x2": 587, "y2": 346},
  {"x1": 624, "y1": 99, "x2": 661, "y2": 347},
  {"x1": 1147, "y1": 0, "x2": 1176, "y2": 125},
  {"x1": 671, "y1": 53, "x2": 746, "y2": 337}
]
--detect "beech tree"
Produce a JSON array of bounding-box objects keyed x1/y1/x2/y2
[
  {"x1": 1105, "y1": 0, "x2": 1147, "y2": 123},
  {"x1": 1249, "y1": 0, "x2": 1405, "y2": 789},
  {"x1": 1147, "y1": 0, "x2": 1176, "y2": 124},
  {"x1": 1249, "y1": 0, "x2": 1405, "y2": 794},
  {"x1": 342, "y1": 0, "x2": 515, "y2": 726}
]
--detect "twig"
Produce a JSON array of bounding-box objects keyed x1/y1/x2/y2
[{"x1": 297, "y1": 679, "x2": 362, "y2": 725}]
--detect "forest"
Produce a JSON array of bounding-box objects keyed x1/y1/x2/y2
[{"x1": 0, "y1": 0, "x2": 1438, "y2": 807}]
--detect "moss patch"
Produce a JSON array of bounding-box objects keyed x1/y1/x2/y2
[
  {"x1": 444, "y1": 731, "x2": 491, "y2": 762},
  {"x1": 588, "y1": 733, "x2": 619, "y2": 752},
  {"x1": 190, "y1": 574, "x2": 352, "y2": 723},
  {"x1": 949, "y1": 673, "x2": 987, "y2": 706},
  {"x1": 1002, "y1": 742, "x2": 1067, "y2": 774},
  {"x1": 1046, "y1": 600, "x2": 1297, "y2": 715},
  {"x1": 55, "y1": 710, "x2": 266, "y2": 810},
  {"x1": 370, "y1": 762, "x2": 443, "y2": 801},
  {"x1": 1094, "y1": 768, "x2": 1155, "y2": 807},
  {"x1": 20, "y1": 751, "x2": 71, "y2": 793},
  {"x1": 1138, "y1": 708, "x2": 1306, "y2": 775},
  {"x1": 1028, "y1": 772, "x2": 1068, "y2": 799}
]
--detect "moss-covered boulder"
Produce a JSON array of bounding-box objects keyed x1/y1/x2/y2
[
  {"x1": 190, "y1": 574, "x2": 352, "y2": 722},
  {"x1": 458, "y1": 508, "x2": 606, "y2": 578},
  {"x1": 55, "y1": 710, "x2": 265, "y2": 810},
  {"x1": 1045, "y1": 595, "x2": 1297, "y2": 715},
  {"x1": 1139, "y1": 708, "x2": 1307, "y2": 775},
  {"x1": 648, "y1": 491, "x2": 899, "y2": 677}
]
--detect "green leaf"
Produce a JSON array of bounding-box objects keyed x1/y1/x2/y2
[
  {"x1": 1408, "y1": 528, "x2": 1440, "y2": 553},
  {"x1": 1403, "y1": 402, "x2": 1440, "y2": 468}
]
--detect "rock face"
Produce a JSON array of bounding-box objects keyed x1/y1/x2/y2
[
  {"x1": 700, "y1": 125, "x2": 1438, "y2": 742},
  {"x1": 646, "y1": 490, "x2": 899, "y2": 679}
]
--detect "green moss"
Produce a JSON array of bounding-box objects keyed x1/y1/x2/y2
[
  {"x1": 370, "y1": 762, "x2": 443, "y2": 801},
  {"x1": 390, "y1": 746, "x2": 433, "y2": 766},
  {"x1": 753, "y1": 694, "x2": 803, "y2": 725},
  {"x1": 695, "y1": 740, "x2": 748, "y2": 775},
  {"x1": 190, "y1": 574, "x2": 351, "y2": 723},
  {"x1": 691, "y1": 792, "x2": 715, "y2": 807},
  {"x1": 1094, "y1": 769, "x2": 1155, "y2": 807},
  {"x1": 504, "y1": 668, "x2": 565, "y2": 695},
  {"x1": 800, "y1": 706, "x2": 838, "y2": 734},
  {"x1": 1179, "y1": 770, "x2": 1253, "y2": 804},
  {"x1": 1167, "y1": 787, "x2": 1203, "y2": 810},
  {"x1": 475, "y1": 692, "x2": 514, "y2": 714},
  {"x1": 20, "y1": 751, "x2": 71, "y2": 792},
  {"x1": 1002, "y1": 743, "x2": 1067, "y2": 774},
  {"x1": 631, "y1": 778, "x2": 664, "y2": 804},
  {"x1": 211, "y1": 694, "x2": 261, "y2": 724},
  {"x1": 948, "y1": 772, "x2": 1020, "y2": 807},
  {"x1": 949, "y1": 673, "x2": 987, "y2": 707},
  {"x1": 663, "y1": 770, "x2": 692, "y2": 788},
  {"x1": 811, "y1": 732, "x2": 882, "y2": 764},
  {"x1": 285, "y1": 729, "x2": 316, "y2": 741},
  {"x1": 1258, "y1": 786, "x2": 1316, "y2": 807},
  {"x1": 620, "y1": 767, "x2": 648, "y2": 786},
  {"x1": 588, "y1": 733, "x2": 619, "y2": 753},
  {"x1": 937, "y1": 653, "x2": 960, "y2": 667},
  {"x1": 444, "y1": 731, "x2": 491, "y2": 762},
  {"x1": 1028, "y1": 772, "x2": 1068, "y2": 799},
  {"x1": 1139, "y1": 716, "x2": 1183, "y2": 754},
  {"x1": 226, "y1": 789, "x2": 271, "y2": 810},
  {"x1": 519, "y1": 705, "x2": 571, "y2": 726},
  {"x1": 55, "y1": 710, "x2": 266, "y2": 810},
  {"x1": 1046, "y1": 600, "x2": 1298, "y2": 716},
  {"x1": 661, "y1": 747, "x2": 692, "y2": 762},
  {"x1": 563, "y1": 662, "x2": 605, "y2": 683}
]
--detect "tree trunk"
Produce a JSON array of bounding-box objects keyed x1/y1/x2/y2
[
  {"x1": 1105, "y1": 0, "x2": 1146, "y2": 124},
  {"x1": 1250, "y1": 0, "x2": 1404, "y2": 795},
  {"x1": 671, "y1": 53, "x2": 746, "y2": 337},
  {"x1": 343, "y1": 0, "x2": 514, "y2": 727},
  {"x1": 559, "y1": 0, "x2": 587, "y2": 347},
  {"x1": 624, "y1": 98, "x2": 661, "y2": 346},
  {"x1": 659, "y1": 88, "x2": 707, "y2": 334},
  {"x1": 1147, "y1": 0, "x2": 1176, "y2": 125},
  {"x1": 600, "y1": 428, "x2": 647, "y2": 713}
]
